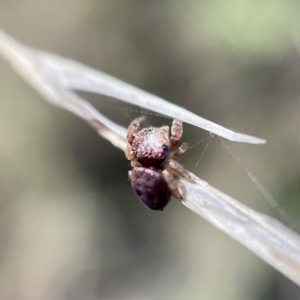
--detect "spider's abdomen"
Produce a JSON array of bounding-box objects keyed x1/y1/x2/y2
[{"x1": 129, "y1": 167, "x2": 171, "y2": 211}]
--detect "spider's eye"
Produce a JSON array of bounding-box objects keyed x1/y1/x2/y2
[{"x1": 162, "y1": 144, "x2": 168, "y2": 151}]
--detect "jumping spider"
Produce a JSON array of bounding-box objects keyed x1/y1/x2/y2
[{"x1": 126, "y1": 116, "x2": 191, "y2": 211}]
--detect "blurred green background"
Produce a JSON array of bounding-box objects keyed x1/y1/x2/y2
[{"x1": 1, "y1": 1, "x2": 300, "y2": 299}]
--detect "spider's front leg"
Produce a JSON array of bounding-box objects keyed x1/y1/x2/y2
[
  {"x1": 169, "y1": 118, "x2": 189, "y2": 162},
  {"x1": 125, "y1": 116, "x2": 145, "y2": 160},
  {"x1": 170, "y1": 119, "x2": 183, "y2": 148},
  {"x1": 127, "y1": 116, "x2": 145, "y2": 144}
]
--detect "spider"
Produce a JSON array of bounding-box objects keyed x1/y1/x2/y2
[{"x1": 125, "y1": 116, "x2": 191, "y2": 211}]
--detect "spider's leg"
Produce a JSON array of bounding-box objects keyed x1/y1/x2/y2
[
  {"x1": 162, "y1": 168, "x2": 183, "y2": 199},
  {"x1": 164, "y1": 159, "x2": 191, "y2": 180},
  {"x1": 163, "y1": 159, "x2": 193, "y2": 200},
  {"x1": 125, "y1": 144, "x2": 134, "y2": 160},
  {"x1": 170, "y1": 119, "x2": 183, "y2": 148},
  {"x1": 127, "y1": 116, "x2": 146, "y2": 144},
  {"x1": 168, "y1": 143, "x2": 188, "y2": 159},
  {"x1": 130, "y1": 160, "x2": 143, "y2": 168}
]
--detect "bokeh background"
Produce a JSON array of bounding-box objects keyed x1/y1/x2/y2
[{"x1": 1, "y1": 1, "x2": 300, "y2": 299}]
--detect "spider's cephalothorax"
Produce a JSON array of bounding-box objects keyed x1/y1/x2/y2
[
  {"x1": 130, "y1": 126, "x2": 169, "y2": 168},
  {"x1": 126, "y1": 117, "x2": 190, "y2": 211}
]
